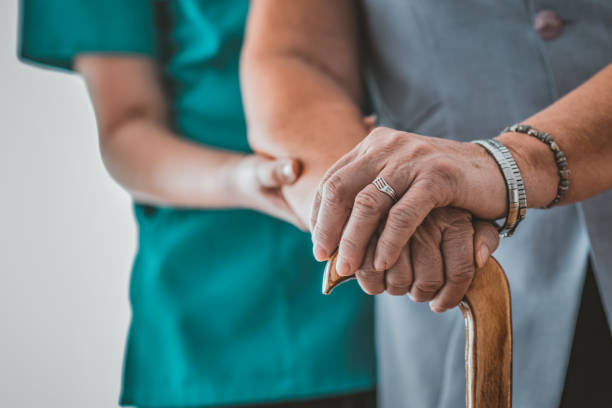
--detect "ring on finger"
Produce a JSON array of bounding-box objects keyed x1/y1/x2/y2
[{"x1": 372, "y1": 176, "x2": 398, "y2": 201}]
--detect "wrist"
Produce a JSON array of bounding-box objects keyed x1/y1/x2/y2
[
  {"x1": 472, "y1": 139, "x2": 527, "y2": 236},
  {"x1": 497, "y1": 131, "x2": 558, "y2": 209},
  {"x1": 456, "y1": 142, "x2": 508, "y2": 220},
  {"x1": 225, "y1": 154, "x2": 254, "y2": 208}
]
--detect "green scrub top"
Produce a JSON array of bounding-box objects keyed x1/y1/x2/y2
[{"x1": 20, "y1": 0, "x2": 375, "y2": 406}]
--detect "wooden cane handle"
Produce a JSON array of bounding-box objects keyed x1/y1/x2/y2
[{"x1": 322, "y1": 254, "x2": 512, "y2": 408}]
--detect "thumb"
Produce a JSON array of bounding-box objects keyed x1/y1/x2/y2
[
  {"x1": 473, "y1": 220, "x2": 500, "y2": 268},
  {"x1": 255, "y1": 158, "x2": 301, "y2": 188}
]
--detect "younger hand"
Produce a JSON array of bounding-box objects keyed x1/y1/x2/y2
[{"x1": 234, "y1": 155, "x2": 306, "y2": 229}]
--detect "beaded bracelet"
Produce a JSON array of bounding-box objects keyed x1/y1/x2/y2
[{"x1": 503, "y1": 124, "x2": 570, "y2": 208}]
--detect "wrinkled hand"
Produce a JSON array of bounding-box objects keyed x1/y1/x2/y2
[
  {"x1": 310, "y1": 127, "x2": 506, "y2": 273},
  {"x1": 352, "y1": 207, "x2": 499, "y2": 312},
  {"x1": 234, "y1": 155, "x2": 306, "y2": 229}
]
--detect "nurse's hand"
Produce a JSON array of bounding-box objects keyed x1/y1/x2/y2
[
  {"x1": 351, "y1": 208, "x2": 500, "y2": 312},
  {"x1": 233, "y1": 155, "x2": 307, "y2": 230}
]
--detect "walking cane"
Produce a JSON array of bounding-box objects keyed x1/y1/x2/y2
[{"x1": 323, "y1": 254, "x2": 513, "y2": 408}]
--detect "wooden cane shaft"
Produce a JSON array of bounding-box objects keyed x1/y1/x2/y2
[{"x1": 322, "y1": 254, "x2": 512, "y2": 408}]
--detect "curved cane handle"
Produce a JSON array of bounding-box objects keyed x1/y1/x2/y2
[
  {"x1": 458, "y1": 257, "x2": 512, "y2": 408},
  {"x1": 322, "y1": 254, "x2": 512, "y2": 408}
]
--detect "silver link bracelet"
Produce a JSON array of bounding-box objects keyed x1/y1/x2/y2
[{"x1": 472, "y1": 139, "x2": 527, "y2": 237}]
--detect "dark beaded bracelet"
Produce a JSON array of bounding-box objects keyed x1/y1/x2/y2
[{"x1": 502, "y1": 124, "x2": 570, "y2": 208}]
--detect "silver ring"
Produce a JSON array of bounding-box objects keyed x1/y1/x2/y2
[{"x1": 372, "y1": 176, "x2": 398, "y2": 201}]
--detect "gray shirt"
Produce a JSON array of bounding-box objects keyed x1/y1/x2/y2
[{"x1": 361, "y1": 0, "x2": 612, "y2": 406}]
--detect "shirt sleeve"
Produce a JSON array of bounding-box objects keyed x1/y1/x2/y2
[{"x1": 19, "y1": 0, "x2": 158, "y2": 71}]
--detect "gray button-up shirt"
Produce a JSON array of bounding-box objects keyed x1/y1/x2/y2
[{"x1": 361, "y1": 0, "x2": 612, "y2": 406}]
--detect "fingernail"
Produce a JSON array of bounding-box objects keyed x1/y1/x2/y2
[
  {"x1": 313, "y1": 244, "x2": 328, "y2": 261},
  {"x1": 374, "y1": 257, "x2": 387, "y2": 272},
  {"x1": 336, "y1": 255, "x2": 350, "y2": 276},
  {"x1": 476, "y1": 245, "x2": 490, "y2": 268},
  {"x1": 281, "y1": 161, "x2": 296, "y2": 183},
  {"x1": 430, "y1": 302, "x2": 445, "y2": 314}
]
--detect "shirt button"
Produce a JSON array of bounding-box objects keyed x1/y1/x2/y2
[{"x1": 534, "y1": 10, "x2": 564, "y2": 40}]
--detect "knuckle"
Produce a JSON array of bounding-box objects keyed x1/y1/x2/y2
[
  {"x1": 416, "y1": 160, "x2": 457, "y2": 207},
  {"x1": 447, "y1": 265, "x2": 474, "y2": 285},
  {"x1": 356, "y1": 268, "x2": 381, "y2": 281},
  {"x1": 377, "y1": 236, "x2": 404, "y2": 257},
  {"x1": 430, "y1": 156, "x2": 456, "y2": 178},
  {"x1": 413, "y1": 219, "x2": 442, "y2": 246},
  {"x1": 370, "y1": 126, "x2": 388, "y2": 137},
  {"x1": 409, "y1": 139, "x2": 434, "y2": 157},
  {"x1": 363, "y1": 127, "x2": 390, "y2": 151},
  {"x1": 339, "y1": 235, "x2": 360, "y2": 255},
  {"x1": 323, "y1": 176, "x2": 346, "y2": 203},
  {"x1": 387, "y1": 131, "x2": 407, "y2": 146},
  {"x1": 312, "y1": 223, "x2": 336, "y2": 246},
  {"x1": 386, "y1": 274, "x2": 412, "y2": 293},
  {"x1": 354, "y1": 190, "x2": 384, "y2": 217},
  {"x1": 419, "y1": 176, "x2": 437, "y2": 192},
  {"x1": 412, "y1": 279, "x2": 443, "y2": 299},
  {"x1": 413, "y1": 254, "x2": 443, "y2": 272},
  {"x1": 444, "y1": 226, "x2": 474, "y2": 244},
  {"x1": 392, "y1": 161, "x2": 415, "y2": 183},
  {"x1": 416, "y1": 177, "x2": 446, "y2": 207},
  {"x1": 436, "y1": 211, "x2": 473, "y2": 239},
  {"x1": 388, "y1": 205, "x2": 418, "y2": 231},
  {"x1": 386, "y1": 285, "x2": 410, "y2": 296},
  {"x1": 386, "y1": 272, "x2": 412, "y2": 288},
  {"x1": 355, "y1": 270, "x2": 385, "y2": 295},
  {"x1": 443, "y1": 207, "x2": 473, "y2": 224}
]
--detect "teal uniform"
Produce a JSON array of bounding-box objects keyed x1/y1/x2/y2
[{"x1": 20, "y1": 1, "x2": 375, "y2": 406}]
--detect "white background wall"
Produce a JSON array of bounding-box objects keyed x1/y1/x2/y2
[{"x1": 1, "y1": 1, "x2": 136, "y2": 406}]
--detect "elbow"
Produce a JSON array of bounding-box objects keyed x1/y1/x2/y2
[{"x1": 97, "y1": 104, "x2": 164, "y2": 146}]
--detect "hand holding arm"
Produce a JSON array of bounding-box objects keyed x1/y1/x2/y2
[
  {"x1": 76, "y1": 55, "x2": 304, "y2": 227},
  {"x1": 241, "y1": 0, "x2": 368, "y2": 225},
  {"x1": 241, "y1": 0, "x2": 501, "y2": 309}
]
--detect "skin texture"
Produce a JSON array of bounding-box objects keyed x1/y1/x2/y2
[
  {"x1": 241, "y1": 0, "x2": 501, "y2": 312},
  {"x1": 311, "y1": 65, "x2": 612, "y2": 277},
  {"x1": 75, "y1": 55, "x2": 305, "y2": 228},
  {"x1": 310, "y1": 129, "x2": 506, "y2": 275}
]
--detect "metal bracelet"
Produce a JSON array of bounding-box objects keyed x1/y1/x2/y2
[
  {"x1": 503, "y1": 124, "x2": 570, "y2": 208},
  {"x1": 472, "y1": 139, "x2": 527, "y2": 237}
]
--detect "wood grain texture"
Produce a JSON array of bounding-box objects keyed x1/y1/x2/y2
[
  {"x1": 323, "y1": 254, "x2": 513, "y2": 408},
  {"x1": 459, "y1": 257, "x2": 512, "y2": 408}
]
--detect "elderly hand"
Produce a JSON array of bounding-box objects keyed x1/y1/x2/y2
[
  {"x1": 351, "y1": 207, "x2": 499, "y2": 312},
  {"x1": 310, "y1": 127, "x2": 507, "y2": 274}
]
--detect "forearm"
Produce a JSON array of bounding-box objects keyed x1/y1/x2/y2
[
  {"x1": 241, "y1": 0, "x2": 365, "y2": 223},
  {"x1": 500, "y1": 63, "x2": 612, "y2": 208},
  {"x1": 76, "y1": 55, "x2": 253, "y2": 209},
  {"x1": 100, "y1": 118, "x2": 246, "y2": 208},
  {"x1": 242, "y1": 57, "x2": 366, "y2": 221}
]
